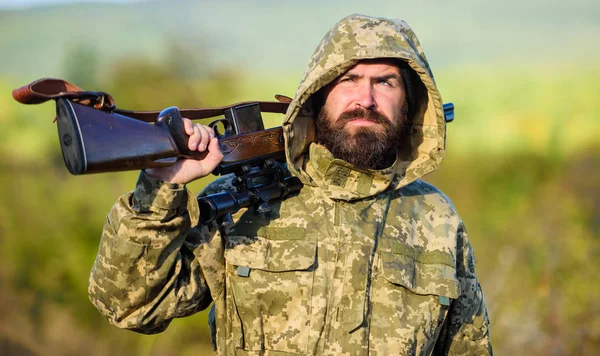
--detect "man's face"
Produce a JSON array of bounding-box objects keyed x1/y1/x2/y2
[{"x1": 315, "y1": 60, "x2": 408, "y2": 170}]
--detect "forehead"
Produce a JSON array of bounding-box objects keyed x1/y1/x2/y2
[{"x1": 343, "y1": 59, "x2": 401, "y2": 76}]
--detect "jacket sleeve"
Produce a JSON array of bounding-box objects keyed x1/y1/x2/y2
[
  {"x1": 434, "y1": 222, "x2": 493, "y2": 355},
  {"x1": 88, "y1": 170, "x2": 223, "y2": 334}
]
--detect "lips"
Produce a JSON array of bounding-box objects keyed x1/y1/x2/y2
[{"x1": 347, "y1": 118, "x2": 379, "y2": 126}]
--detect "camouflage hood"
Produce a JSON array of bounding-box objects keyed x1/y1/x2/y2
[{"x1": 282, "y1": 14, "x2": 446, "y2": 200}]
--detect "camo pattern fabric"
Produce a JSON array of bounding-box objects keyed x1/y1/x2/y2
[{"x1": 89, "y1": 13, "x2": 492, "y2": 355}]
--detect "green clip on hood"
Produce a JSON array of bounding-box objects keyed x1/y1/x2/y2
[{"x1": 282, "y1": 14, "x2": 447, "y2": 200}]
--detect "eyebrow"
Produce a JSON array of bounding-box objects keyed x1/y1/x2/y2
[
  {"x1": 340, "y1": 72, "x2": 402, "y2": 82},
  {"x1": 373, "y1": 73, "x2": 402, "y2": 82}
]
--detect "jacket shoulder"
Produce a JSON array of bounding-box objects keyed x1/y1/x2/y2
[{"x1": 395, "y1": 179, "x2": 459, "y2": 215}]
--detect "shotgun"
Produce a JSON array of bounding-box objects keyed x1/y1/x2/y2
[
  {"x1": 54, "y1": 97, "x2": 302, "y2": 222},
  {"x1": 54, "y1": 98, "x2": 287, "y2": 176}
]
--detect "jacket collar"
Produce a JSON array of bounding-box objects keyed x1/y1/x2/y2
[{"x1": 305, "y1": 143, "x2": 396, "y2": 201}]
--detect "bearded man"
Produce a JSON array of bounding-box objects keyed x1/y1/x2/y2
[{"x1": 89, "y1": 14, "x2": 492, "y2": 355}]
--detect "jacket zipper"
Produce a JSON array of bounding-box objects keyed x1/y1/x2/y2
[{"x1": 324, "y1": 199, "x2": 342, "y2": 347}]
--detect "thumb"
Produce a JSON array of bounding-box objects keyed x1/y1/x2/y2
[{"x1": 202, "y1": 138, "x2": 224, "y2": 171}]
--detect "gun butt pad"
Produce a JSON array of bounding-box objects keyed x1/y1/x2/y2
[{"x1": 56, "y1": 98, "x2": 87, "y2": 174}]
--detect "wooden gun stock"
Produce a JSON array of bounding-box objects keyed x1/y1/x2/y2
[
  {"x1": 55, "y1": 98, "x2": 285, "y2": 176},
  {"x1": 56, "y1": 99, "x2": 201, "y2": 174}
]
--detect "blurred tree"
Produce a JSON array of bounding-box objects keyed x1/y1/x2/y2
[
  {"x1": 105, "y1": 38, "x2": 240, "y2": 111},
  {"x1": 163, "y1": 39, "x2": 214, "y2": 80},
  {"x1": 61, "y1": 43, "x2": 100, "y2": 90}
]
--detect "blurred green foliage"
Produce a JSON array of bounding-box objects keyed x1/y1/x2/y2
[{"x1": 1, "y1": 49, "x2": 599, "y2": 356}]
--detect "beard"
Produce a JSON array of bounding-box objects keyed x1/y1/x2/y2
[{"x1": 315, "y1": 107, "x2": 406, "y2": 170}]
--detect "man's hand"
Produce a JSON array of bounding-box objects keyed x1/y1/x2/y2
[{"x1": 146, "y1": 118, "x2": 224, "y2": 184}]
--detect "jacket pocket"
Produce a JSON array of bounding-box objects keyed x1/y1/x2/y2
[
  {"x1": 225, "y1": 235, "x2": 317, "y2": 354},
  {"x1": 371, "y1": 251, "x2": 461, "y2": 353},
  {"x1": 380, "y1": 251, "x2": 460, "y2": 299}
]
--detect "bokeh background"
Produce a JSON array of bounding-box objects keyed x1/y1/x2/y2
[{"x1": 1, "y1": 0, "x2": 599, "y2": 355}]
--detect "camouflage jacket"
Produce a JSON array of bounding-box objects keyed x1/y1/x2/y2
[{"x1": 89, "y1": 14, "x2": 492, "y2": 355}]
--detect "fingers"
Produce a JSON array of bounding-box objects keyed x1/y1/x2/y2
[
  {"x1": 207, "y1": 137, "x2": 224, "y2": 162},
  {"x1": 173, "y1": 137, "x2": 223, "y2": 184},
  {"x1": 197, "y1": 125, "x2": 211, "y2": 151},
  {"x1": 187, "y1": 122, "x2": 216, "y2": 152},
  {"x1": 202, "y1": 137, "x2": 225, "y2": 170},
  {"x1": 183, "y1": 118, "x2": 194, "y2": 135},
  {"x1": 150, "y1": 127, "x2": 222, "y2": 184}
]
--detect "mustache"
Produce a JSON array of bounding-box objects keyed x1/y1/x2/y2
[{"x1": 336, "y1": 108, "x2": 391, "y2": 126}]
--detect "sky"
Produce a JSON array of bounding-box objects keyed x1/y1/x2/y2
[
  {"x1": 2, "y1": 0, "x2": 598, "y2": 80},
  {"x1": 0, "y1": 0, "x2": 139, "y2": 9}
]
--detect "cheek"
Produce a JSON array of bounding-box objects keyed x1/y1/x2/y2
[
  {"x1": 384, "y1": 94, "x2": 407, "y2": 121},
  {"x1": 324, "y1": 88, "x2": 353, "y2": 114},
  {"x1": 322, "y1": 102, "x2": 342, "y2": 121}
]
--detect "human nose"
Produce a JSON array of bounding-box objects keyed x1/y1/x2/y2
[{"x1": 354, "y1": 82, "x2": 375, "y2": 109}]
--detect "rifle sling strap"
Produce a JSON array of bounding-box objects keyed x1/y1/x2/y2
[{"x1": 12, "y1": 77, "x2": 291, "y2": 122}]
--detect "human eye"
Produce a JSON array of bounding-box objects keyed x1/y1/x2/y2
[
  {"x1": 376, "y1": 76, "x2": 399, "y2": 88},
  {"x1": 339, "y1": 76, "x2": 355, "y2": 83},
  {"x1": 375, "y1": 78, "x2": 393, "y2": 87}
]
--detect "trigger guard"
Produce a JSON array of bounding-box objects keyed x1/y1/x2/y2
[{"x1": 210, "y1": 119, "x2": 233, "y2": 138}]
